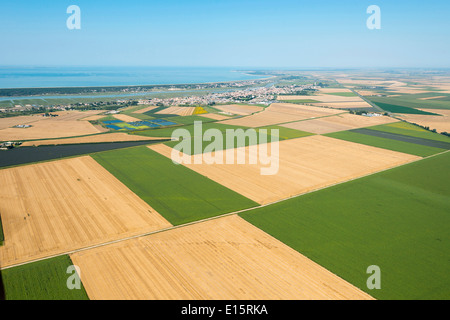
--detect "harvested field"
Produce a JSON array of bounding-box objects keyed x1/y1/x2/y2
[
  {"x1": 20, "y1": 133, "x2": 167, "y2": 147},
  {"x1": 311, "y1": 101, "x2": 373, "y2": 109},
  {"x1": 113, "y1": 114, "x2": 141, "y2": 122},
  {"x1": 0, "y1": 156, "x2": 172, "y2": 268},
  {"x1": 155, "y1": 106, "x2": 195, "y2": 116},
  {"x1": 220, "y1": 103, "x2": 342, "y2": 128},
  {"x1": 395, "y1": 109, "x2": 450, "y2": 134},
  {"x1": 70, "y1": 215, "x2": 374, "y2": 300},
  {"x1": 198, "y1": 113, "x2": 230, "y2": 121},
  {"x1": 0, "y1": 120, "x2": 104, "y2": 141},
  {"x1": 281, "y1": 113, "x2": 398, "y2": 134},
  {"x1": 133, "y1": 106, "x2": 158, "y2": 114},
  {"x1": 214, "y1": 104, "x2": 264, "y2": 116},
  {"x1": 150, "y1": 135, "x2": 419, "y2": 205},
  {"x1": 278, "y1": 95, "x2": 363, "y2": 103},
  {"x1": 47, "y1": 111, "x2": 105, "y2": 121},
  {"x1": 318, "y1": 88, "x2": 353, "y2": 93},
  {"x1": 0, "y1": 115, "x2": 41, "y2": 130},
  {"x1": 81, "y1": 115, "x2": 106, "y2": 121}
]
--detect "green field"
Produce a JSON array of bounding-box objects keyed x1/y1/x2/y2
[
  {"x1": 163, "y1": 123, "x2": 312, "y2": 155},
  {"x1": 367, "y1": 95, "x2": 450, "y2": 111},
  {"x1": 240, "y1": 151, "x2": 450, "y2": 300},
  {"x1": 92, "y1": 146, "x2": 258, "y2": 225},
  {"x1": 1, "y1": 255, "x2": 89, "y2": 300},
  {"x1": 323, "y1": 92, "x2": 358, "y2": 97},
  {"x1": 369, "y1": 101, "x2": 440, "y2": 115},
  {"x1": 326, "y1": 131, "x2": 445, "y2": 157},
  {"x1": 133, "y1": 121, "x2": 247, "y2": 138},
  {"x1": 367, "y1": 122, "x2": 450, "y2": 143},
  {"x1": 171, "y1": 115, "x2": 216, "y2": 125},
  {"x1": 280, "y1": 99, "x2": 321, "y2": 104},
  {"x1": 255, "y1": 125, "x2": 313, "y2": 140}
]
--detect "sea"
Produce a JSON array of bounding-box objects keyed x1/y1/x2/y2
[{"x1": 0, "y1": 67, "x2": 264, "y2": 89}]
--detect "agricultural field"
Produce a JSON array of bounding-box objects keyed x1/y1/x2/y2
[
  {"x1": 162, "y1": 123, "x2": 308, "y2": 156},
  {"x1": 366, "y1": 122, "x2": 450, "y2": 142},
  {"x1": 281, "y1": 113, "x2": 397, "y2": 134},
  {"x1": 155, "y1": 106, "x2": 195, "y2": 116},
  {"x1": 70, "y1": 215, "x2": 373, "y2": 300},
  {"x1": 20, "y1": 132, "x2": 166, "y2": 147},
  {"x1": 102, "y1": 119, "x2": 177, "y2": 131},
  {"x1": 0, "y1": 115, "x2": 42, "y2": 130},
  {"x1": 395, "y1": 109, "x2": 450, "y2": 134},
  {"x1": 214, "y1": 104, "x2": 264, "y2": 115},
  {"x1": 113, "y1": 113, "x2": 141, "y2": 122},
  {"x1": 132, "y1": 106, "x2": 158, "y2": 114},
  {"x1": 198, "y1": 113, "x2": 230, "y2": 121},
  {"x1": 170, "y1": 114, "x2": 217, "y2": 125},
  {"x1": 311, "y1": 101, "x2": 374, "y2": 109},
  {"x1": 0, "y1": 140, "x2": 164, "y2": 169},
  {"x1": 240, "y1": 151, "x2": 450, "y2": 300},
  {"x1": 367, "y1": 101, "x2": 440, "y2": 115},
  {"x1": 92, "y1": 146, "x2": 258, "y2": 225},
  {"x1": 151, "y1": 135, "x2": 419, "y2": 205},
  {"x1": 0, "y1": 156, "x2": 171, "y2": 267},
  {"x1": 133, "y1": 121, "x2": 258, "y2": 147},
  {"x1": 326, "y1": 131, "x2": 446, "y2": 157},
  {"x1": 220, "y1": 103, "x2": 342, "y2": 128},
  {"x1": 0, "y1": 119, "x2": 106, "y2": 141},
  {"x1": 0, "y1": 215, "x2": 4, "y2": 246},
  {"x1": 366, "y1": 95, "x2": 450, "y2": 111},
  {"x1": 1, "y1": 255, "x2": 89, "y2": 300},
  {"x1": 1, "y1": 71, "x2": 449, "y2": 302}
]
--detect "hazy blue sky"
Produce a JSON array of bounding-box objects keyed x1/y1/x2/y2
[{"x1": 0, "y1": 0, "x2": 449, "y2": 68}]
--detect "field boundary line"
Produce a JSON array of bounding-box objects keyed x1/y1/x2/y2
[{"x1": 1, "y1": 148, "x2": 449, "y2": 271}]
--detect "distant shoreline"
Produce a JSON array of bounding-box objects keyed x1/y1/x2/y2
[{"x1": 0, "y1": 67, "x2": 271, "y2": 94}]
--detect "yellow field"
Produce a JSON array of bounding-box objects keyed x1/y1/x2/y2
[
  {"x1": 311, "y1": 101, "x2": 373, "y2": 109},
  {"x1": 198, "y1": 113, "x2": 230, "y2": 121},
  {"x1": 0, "y1": 156, "x2": 172, "y2": 268},
  {"x1": 395, "y1": 109, "x2": 450, "y2": 133},
  {"x1": 132, "y1": 106, "x2": 158, "y2": 114},
  {"x1": 20, "y1": 133, "x2": 167, "y2": 147},
  {"x1": 150, "y1": 135, "x2": 419, "y2": 205},
  {"x1": 71, "y1": 215, "x2": 374, "y2": 300},
  {"x1": 113, "y1": 114, "x2": 141, "y2": 122},
  {"x1": 318, "y1": 88, "x2": 354, "y2": 93},
  {"x1": 0, "y1": 115, "x2": 41, "y2": 130},
  {"x1": 46, "y1": 111, "x2": 105, "y2": 121},
  {"x1": 220, "y1": 103, "x2": 342, "y2": 128},
  {"x1": 282, "y1": 113, "x2": 398, "y2": 134},
  {"x1": 80, "y1": 115, "x2": 105, "y2": 121},
  {"x1": 277, "y1": 94, "x2": 363, "y2": 103},
  {"x1": 155, "y1": 106, "x2": 195, "y2": 116},
  {"x1": 0, "y1": 120, "x2": 105, "y2": 141},
  {"x1": 214, "y1": 104, "x2": 264, "y2": 116}
]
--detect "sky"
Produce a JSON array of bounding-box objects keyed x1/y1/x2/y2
[{"x1": 0, "y1": 0, "x2": 449, "y2": 68}]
